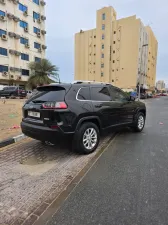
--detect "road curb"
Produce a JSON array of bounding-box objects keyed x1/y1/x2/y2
[{"x1": 0, "y1": 134, "x2": 27, "y2": 148}]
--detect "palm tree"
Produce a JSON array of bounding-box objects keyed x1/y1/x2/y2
[{"x1": 27, "y1": 59, "x2": 59, "y2": 89}]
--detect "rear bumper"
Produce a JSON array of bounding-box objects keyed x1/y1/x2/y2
[{"x1": 21, "y1": 121, "x2": 72, "y2": 143}]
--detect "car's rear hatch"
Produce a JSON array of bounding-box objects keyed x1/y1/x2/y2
[{"x1": 23, "y1": 84, "x2": 71, "y2": 127}]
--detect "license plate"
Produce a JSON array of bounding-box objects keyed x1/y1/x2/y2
[{"x1": 28, "y1": 111, "x2": 40, "y2": 118}]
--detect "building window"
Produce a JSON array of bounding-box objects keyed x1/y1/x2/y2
[
  {"x1": 102, "y1": 44, "x2": 104, "y2": 49},
  {"x1": 20, "y1": 20, "x2": 28, "y2": 28},
  {"x1": 21, "y1": 53, "x2": 29, "y2": 61},
  {"x1": 102, "y1": 24, "x2": 105, "y2": 30},
  {"x1": 94, "y1": 35, "x2": 96, "y2": 38},
  {"x1": 94, "y1": 44, "x2": 96, "y2": 47},
  {"x1": 0, "y1": 29, "x2": 6, "y2": 36},
  {"x1": 0, "y1": 65, "x2": 8, "y2": 72},
  {"x1": 113, "y1": 60, "x2": 115, "y2": 63},
  {"x1": 101, "y1": 72, "x2": 104, "y2": 77},
  {"x1": 101, "y1": 53, "x2": 104, "y2": 58},
  {"x1": 22, "y1": 69, "x2": 29, "y2": 76},
  {"x1": 0, "y1": 47, "x2": 7, "y2": 56},
  {"x1": 33, "y1": 27, "x2": 40, "y2": 34},
  {"x1": 20, "y1": 37, "x2": 28, "y2": 45},
  {"x1": 34, "y1": 42, "x2": 41, "y2": 49},
  {"x1": 114, "y1": 31, "x2": 116, "y2": 34},
  {"x1": 102, "y1": 13, "x2": 105, "y2": 20},
  {"x1": 33, "y1": 0, "x2": 39, "y2": 5},
  {"x1": 33, "y1": 11, "x2": 40, "y2": 20},
  {"x1": 101, "y1": 63, "x2": 104, "y2": 68},
  {"x1": 102, "y1": 34, "x2": 105, "y2": 40},
  {"x1": 35, "y1": 57, "x2": 41, "y2": 62},
  {"x1": 113, "y1": 41, "x2": 115, "y2": 44},
  {"x1": 19, "y1": 3, "x2": 27, "y2": 12},
  {"x1": 0, "y1": 10, "x2": 5, "y2": 16},
  {"x1": 112, "y1": 79, "x2": 114, "y2": 82},
  {"x1": 112, "y1": 70, "x2": 114, "y2": 72}
]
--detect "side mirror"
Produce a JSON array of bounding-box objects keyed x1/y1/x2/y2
[{"x1": 130, "y1": 96, "x2": 135, "y2": 101}]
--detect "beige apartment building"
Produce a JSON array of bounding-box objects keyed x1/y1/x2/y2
[
  {"x1": 156, "y1": 80, "x2": 165, "y2": 91},
  {"x1": 75, "y1": 6, "x2": 158, "y2": 90},
  {"x1": 0, "y1": 0, "x2": 46, "y2": 87}
]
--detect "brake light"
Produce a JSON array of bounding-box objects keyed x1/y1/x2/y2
[{"x1": 42, "y1": 102, "x2": 67, "y2": 109}]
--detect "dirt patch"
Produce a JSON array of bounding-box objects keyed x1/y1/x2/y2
[{"x1": 0, "y1": 99, "x2": 26, "y2": 141}]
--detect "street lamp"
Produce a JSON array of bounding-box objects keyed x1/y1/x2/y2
[{"x1": 138, "y1": 44, "x2": 148, "y2": 100}]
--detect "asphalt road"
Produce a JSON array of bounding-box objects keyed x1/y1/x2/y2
[{"x1": 46, "y1": 97, "x2": 168, "y2": 225}]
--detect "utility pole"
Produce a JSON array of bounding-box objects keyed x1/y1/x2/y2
[{"x1": 138, "y1": 44, "x2": 148, "y2": 100}]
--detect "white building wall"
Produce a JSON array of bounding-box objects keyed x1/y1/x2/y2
[{"x1": 0, "y1": 0, "x2": 46, "y2": 86}]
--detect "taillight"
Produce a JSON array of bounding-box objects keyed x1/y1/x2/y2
[{"x1": 42, "y1": 101, "x2": 67, "y2": 109}]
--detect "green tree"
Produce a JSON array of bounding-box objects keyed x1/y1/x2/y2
[{"x1": 27, "y1": 59, "x2": 59, "y2": 89}]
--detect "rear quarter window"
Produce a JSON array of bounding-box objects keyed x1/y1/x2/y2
[{"x1": 77, "y1": 87, "x2": 90, "y2": 100}]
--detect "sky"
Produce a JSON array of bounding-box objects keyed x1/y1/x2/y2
[{"x1": 46, "y1": 0, "x2": 168, "y2": 85}]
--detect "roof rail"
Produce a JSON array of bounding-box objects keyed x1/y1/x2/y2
[{"x1": 73, "y1": 80, "x2": 111, "y2": 85}]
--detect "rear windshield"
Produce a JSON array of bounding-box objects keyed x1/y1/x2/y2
[{"x1": 27, "y1": 86, "x2": 66, "y2": 103}]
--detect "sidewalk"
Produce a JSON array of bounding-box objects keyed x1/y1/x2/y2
[{"x1": 0, "y1": 99, "x2": 25, "y2": 141}]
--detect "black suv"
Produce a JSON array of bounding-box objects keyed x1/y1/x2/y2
[
  {"x1": 21, "y1": 82, "x2": 146, "y2": 154},
  {"x1": 0, "y1": 86, "x2": 27, "y2": 98}
]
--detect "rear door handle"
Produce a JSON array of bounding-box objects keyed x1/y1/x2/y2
[{"x1": 95, "y1": 104, "x2": 102, "y2": 108}]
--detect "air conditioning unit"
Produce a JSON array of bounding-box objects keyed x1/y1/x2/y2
[
  {"x1": 13, "y1": 0, "x2": 19, "y2": 4},
  {"x1": 25, "y1": 43, "x2": 30, "y2": 48},
  {"x1": 10, "y1": 67, "x2": 15, "y2": 71},
  {"x1": 1, "y1": 34, "x2": 8, "y2": 41},
  {"x1": 37, "y1": 18, "x2": 41, "y2": 24},
  {"x1": 40, "y1": 0, "x2": 46, "y2": 6},
  {"x1": 24, "y1": 27, "x2": 28, "y2": 32},
  {"x1": 9, "y1": 49, "x2": 15, "y2": 54},
  {"x1": 10, "y1": 74, "x2": 14, "y2": 79},
  {"x1": 8, "y1": 32, "x2": 15, "y2": 37},
  {"x1": 37, "y1": 32, "x2": 41, "y2": 38},
  {"x1": 41, "y1": 15, "x2": 46, "y2": 20},
  {"x1": 14, "y1": 34, "x2": 20, "y2": 39},
  {"x1": 42, "y1": 45, "x2": 47, "y2": 50},
  {"x1": 15, "y1": 51, "x2": 21, "y2": 56},
  {"x1": 13, "y1": 16, "x2": 20, "y2": 22},
  {"x1": 2, "y1": 71, "x2": 8, "y2": 76},
  {"x1": 0, "y1": 15, "x2": 6, "y2": 21},
  {"x1": 38, "y1": 48, "x2": 42, "y2": 53},
  {"x1": 41, "y1": 30, "x2": 46, "y2": 35},
  {"x1": 7, "y1": 13, "x2": 14, "y2": 19},
  {"x1": 0, "y1": 0, "x2": 6, "y2": 5},
  {"x1": 17, "y1": 76, "x2": 21, "y2": 80},
  {"x1": 24, "y1": 10, "x2": 28, "y2": 16},
  {"x1": 15, "y1": 68, "x2": 21, "y2": 72}
]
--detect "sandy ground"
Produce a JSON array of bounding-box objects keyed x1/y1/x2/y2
[{"x1": 0, "y1": 99, "x2": 26, "y2": 141}]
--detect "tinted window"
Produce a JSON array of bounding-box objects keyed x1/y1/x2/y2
[
  {"x1": 27, "y1": 86, "x2": 66, "y2": 103},
  {"x1": 3, "y1": 87, "x2": 16, "y2": 91},
  {"x1": 91, "y1": 87, "x2": 111, "y2": 101},
  {"x1": 110, "y1": 87, "x2": 128, "y2": 101},
  {"x1": 77, "y1": 87, "x2": 90, "y2": 100}
]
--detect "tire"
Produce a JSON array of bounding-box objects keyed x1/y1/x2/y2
[
  {"x1": 133, "y1": 112, "x2": 145, "y2": 132},
  {"x1": 73, "y1": 122, "x2": 100, "y2": 154}
]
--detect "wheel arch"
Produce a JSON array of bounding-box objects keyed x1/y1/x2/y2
[{"x1": 76, "y1": 116, "x2": 102, "y2": 132}]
